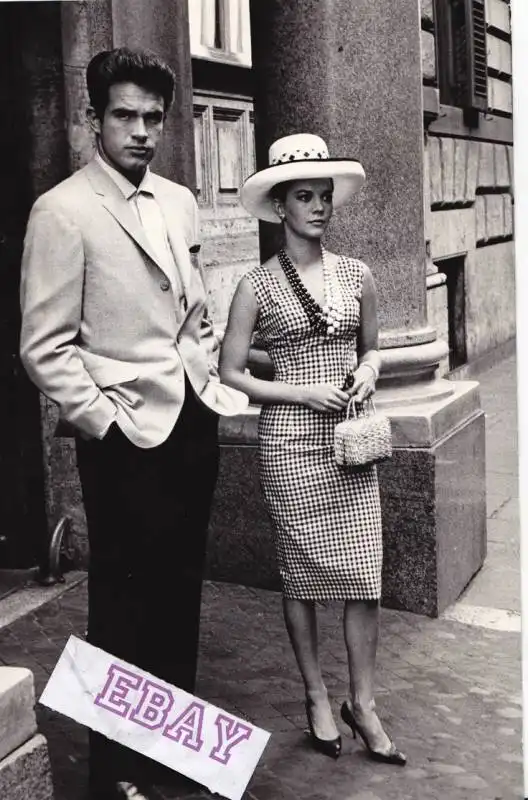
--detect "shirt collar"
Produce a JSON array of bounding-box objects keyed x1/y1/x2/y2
[{"x1": 95, "y1": 152, "x2": 155, "y2": 199}]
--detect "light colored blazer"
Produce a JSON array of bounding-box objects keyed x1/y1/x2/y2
[{"x1": 20, "y1": 158, "x2": 248, "y2": 448}]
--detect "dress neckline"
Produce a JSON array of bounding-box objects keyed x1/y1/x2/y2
[{"x1": 258, "y1": 253, "x2": 344, "y2": 307}]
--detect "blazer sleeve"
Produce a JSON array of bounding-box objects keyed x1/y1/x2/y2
[{"x1": 20, "y1": 199, "x2": 117, "y2": 439}]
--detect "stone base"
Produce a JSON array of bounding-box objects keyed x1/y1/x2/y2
[
  {"x1": 206, "y1": 445, "x2": 279, "y2": 591},
  {"x1": 0, "y1": 734, "x2": 54, "y2": 800},
  {"x1": 0, "y1": 668, "x2": 36, "y2": 762},
  {"x1": 208, "y1": 380, "x2": 487, "y2": 617},
  {"x1": 379, "y1": 408, "x2": 486, "y2": 616}
]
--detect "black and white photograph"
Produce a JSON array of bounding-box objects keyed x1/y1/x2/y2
[{"x1": 0, "y1": 0, "x2": 524, "y2": 798}]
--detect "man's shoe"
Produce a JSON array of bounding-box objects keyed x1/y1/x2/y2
[
  {"x1": 116, "y1": 783, "x2": 153, "y2": 799},
  {"x1": 89, "y1": 781, "x2": 163, "y2": 800}
]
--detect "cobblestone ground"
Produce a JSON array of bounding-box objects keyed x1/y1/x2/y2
[{"x1": 0, "y1": 577, "x2": 522, "y2": 800}]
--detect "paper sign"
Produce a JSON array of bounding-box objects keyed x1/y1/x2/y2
[{"x1": 39, "y1": 636, "x2": 270, "y2": 800}]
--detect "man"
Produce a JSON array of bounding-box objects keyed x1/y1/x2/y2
[{"x1": 20, "y1": 48, "x2": 246, "y2": 800}]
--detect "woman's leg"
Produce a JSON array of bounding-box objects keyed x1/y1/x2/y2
[
  {"x1": 283, "y1": 596, "x2": 339, "y2": 740},
  {"x1": 343, "y1": 599, "x2": 393, "y2": 753}
]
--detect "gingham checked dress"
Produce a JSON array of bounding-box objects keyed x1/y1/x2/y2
[{"x1": 245, "y1": 255, "x2": 383, "y2": 601}]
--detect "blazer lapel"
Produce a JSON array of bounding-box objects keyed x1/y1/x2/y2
[
  {"x1": 153, "y1": 178, "x2": 192, "y2": 297},
  {"x1": 84, "y1": 159, "x2": 171, "y2": 281}
]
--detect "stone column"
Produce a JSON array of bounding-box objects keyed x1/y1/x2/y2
[
  {"x1": 111, "y1": 0, "x2": 196, "y2": 190},
  {"x1": 249, "y1": 0, "x2": 450, "y2": 398},
  {"x1": 209, "y1": 0, "x2": 486, "y2": 616},
  {"x1": 61, "y1": 0, "x2": 195, "y2": 188},
  {"x1": 61, "y1": 0, "x2": 113, "y2": 171},
  {"x1": 42, "y1": 1, "x2": 117, "y2": 568}
]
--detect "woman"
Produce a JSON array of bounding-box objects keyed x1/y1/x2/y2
[{"x1": 219, "y1": 133, "x2": 405, "y2": 765}]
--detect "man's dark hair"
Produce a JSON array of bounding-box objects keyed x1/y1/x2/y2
[{"x1": 87, "y1": 48, "x2": 175, "y2": 119}]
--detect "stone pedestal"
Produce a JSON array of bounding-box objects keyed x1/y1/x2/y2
[
  {"x1": 208, "y1": 382, "x2": 486, "y2": 617},
  {"x1": 111, "y1": 0, "x2": 196, "y2": 188},
  {"x1": 207, "y1": 435, "x2": 279, "y2": 591},
  {"x1": 377, "y1": 384, "x2": 487, "y2": 616},
  {"x1": 0, "y1": 668, "x2": 54, "y2": 799},
  {"x1": 0, "y1": 736, "x2": 55, "y2": 800}
]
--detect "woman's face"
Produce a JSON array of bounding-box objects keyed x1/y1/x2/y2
[{"x1": 278, "y1": 178, "x2": 334, "y2": 240}]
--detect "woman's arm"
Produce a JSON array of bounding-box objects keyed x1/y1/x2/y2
[
  {"x1": 219, "y1": 277, "x2": 349, "y2": 412},
  {"x1": 348, "y1": 265, "x2": 381, "y2": 402}
]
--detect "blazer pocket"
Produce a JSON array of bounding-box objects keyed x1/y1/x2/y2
[{"x1": 77, "y1": 350, "x2": 139, "y2": 388}]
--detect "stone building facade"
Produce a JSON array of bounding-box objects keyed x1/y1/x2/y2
[
  {"x1": 421, "y1": 0, "x2": 514, "y2": 371},
  {"x1": 188, "y1": 0, "x2": 515, "y2": 372},
  {"x1": 0, "y1": 0, "x2": 514, "y2": 616}
]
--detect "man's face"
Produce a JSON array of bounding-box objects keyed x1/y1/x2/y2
[{"x1": 90, "y1": 82, "x2": 165, "y2": 179}]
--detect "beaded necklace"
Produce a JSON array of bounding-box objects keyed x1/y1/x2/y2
[{"x1": 277, "y1": 246, "x2": 344, "y2": 335}]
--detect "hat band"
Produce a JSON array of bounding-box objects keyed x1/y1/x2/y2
[{"x1": 270, "y1": 148, "x2": 330, "y2": 166}]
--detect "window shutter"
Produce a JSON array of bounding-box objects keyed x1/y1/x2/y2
[
  {"x1": 435, "y1": 0, "x2": 488, "y2": 112},
  {"x1": 468, "y1": 0, "x2": 488, "y2": 110},
  {"x1": 450, "y1": 0, "x2": 488, "y2": 110}
]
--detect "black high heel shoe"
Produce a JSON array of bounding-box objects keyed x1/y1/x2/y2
[
  {"x1": 305, "y1": 700, "x2": 342, "y2": 759},
  {"x1": 340, "y1": 702, "x2": 406, "y2": 766}
]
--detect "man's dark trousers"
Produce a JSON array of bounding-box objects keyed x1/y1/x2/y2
[{"x1": 75, "y1": 378, "x2": 219, "y2": 790}]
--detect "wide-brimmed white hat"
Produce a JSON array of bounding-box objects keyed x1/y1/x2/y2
[{"x1": 240, "y1": 133, "x2": 365, "y2": 224}]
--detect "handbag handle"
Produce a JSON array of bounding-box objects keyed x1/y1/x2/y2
[{"x1": 346, "y1": 396, "x2": 376, "y2": 420}]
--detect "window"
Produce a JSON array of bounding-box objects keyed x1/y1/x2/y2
[
  {"x1": 435, "y1": 0, "x2": 488, "y2": 112},
  {"x1": 188, "y1": 0, "x2": 252, "y2": 67}
]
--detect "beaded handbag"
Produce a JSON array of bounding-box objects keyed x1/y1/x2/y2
[{"x1": 334, "y1": 398, "x2": 392, "y2": 467}]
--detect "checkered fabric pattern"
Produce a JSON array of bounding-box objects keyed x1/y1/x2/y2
[{"x1": 245, "y1": 257, "x2": 382, "y2": 601}]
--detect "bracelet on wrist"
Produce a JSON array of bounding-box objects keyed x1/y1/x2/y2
[{"x1": 360, "y1": 361, "x2": 379, "y2": 381}]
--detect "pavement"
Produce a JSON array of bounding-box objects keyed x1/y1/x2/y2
[{"x1": 0, "y1": 353, "x2": 522, "y2": 800}]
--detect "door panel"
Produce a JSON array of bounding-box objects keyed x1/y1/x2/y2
[{"x1": 193, "y1": 92, "x2": 260, "y2": 326}]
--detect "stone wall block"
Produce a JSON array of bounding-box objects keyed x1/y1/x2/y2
[
  {"x1": 489, "y1": 77, "x2": 513, "y2": 114},
  {"x1": 494, "y1": 144, "x2": 510, "y2": 189},
  {"x1": 421, "y1": 29, "x2": 436, "y2": 81},
  {"x1": 431, "y1": 207, "x2": 476, "y2": 259},
  {"x1": 487, "y1": 33, "x2": 512, "y2": 75},
  {"x1": 475, "y1": 195, "x2": 487, "y2": 242},
  {"x1": 486, "y1": 0, "x2": 511, "y2": 34},
  {"x1": 421, "y1": 0, "x2": 434, "y2": 25},
  {"x1": 428, "y1": 136, "x2": 443, "y2": 205},
  {"x1": 485, "y1": 194, "x2": 505, "y2": 239},
  {"x1": 503, "y1": 194, "x2": 513, "y2": 237},
  {"x1": 506, "y1": 144, "x2": 514, "y2": 193},
  {"x1": 465, "y1": 243, "x2": 516, "y2": 361},
  {"x1": 465, "y1": 140, "x2": 479, "y2": 201},
  {"x1": 477, "y1": 142, "x2": 496, "y2": 190},
  {"x1": 440, "y1": 137, "x2": 455, "y2": 204},
  {"x1": 453, "y1": 139, "x2": 467, "y2": 203}
]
